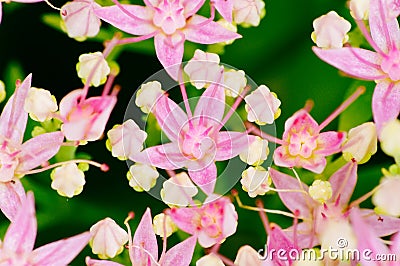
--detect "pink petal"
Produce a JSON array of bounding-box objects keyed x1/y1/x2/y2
[
  {"x1": 269, "y1": 168, "x2": 314, "y2": 219},
  {"x1": 273, "y1": 146, "x2": 297, "y2": 169},
  {"x1": 3, "y1": 191, "x2": 36, "y2": 255},
  {"x1": 193, "y1": 72, "x2": 225, "y2": 127},
  {"x1": 361, "y1": 209, "x2": 400, "y2": 236},
  {"x1": 132, "y1": 208, "x2": 158, "y2": 264},
  {"x1": 315, "y1": 131, "x2": 346, "y2": 156},
  {"x1": 267, "y1": 224, "x2": 300, "y2": 265},
  {"x1": 329, "y1": 161, "x2": 358, "y2": 207},
  {"x1": 168, "y1": 207, "x2": 199, "y2": 235},
  {"x1": 31, "y1": 232, "x2": 90, "y2": 265},
  {"x1": 184, "y1": 15, "x2": 241, "y2": 44},
  {"x1": 183, "y1": 0, "x2": 206, "y2": 17},
  {"x1": 284, "y1": 222, "x2": 319, "y2": 249},
  {"x1": 349, "y1": 208, "x2": 389, "y2": 265},
  {"x1": 0, "y1": 179, "x2": 26, "y2": 221},
  {"x1": 93, "y1": 5, "x2": 156, "y2": 35},
  {"x1": 153, "y1": 93, "x2": 188, "y2": 142},
  {"x1": 154, "y1": 33, "x2": 184, "y2": 80},
  {"x1": 369, "y1": 0, "x2": 400, "y2": 53},
  {"x1": 372, "y1": 81, "x2": 400, "y2": 134},
  {"x1": 59, "y1": 89, "x2": 82, "y2": 117},
  {"x1": 0, "y1": 74, "x2": 31, "y2": 144},
  {"x1": 0, "y1": 3, "x2": 2, "y2": 24},
  {"x1": 162, "y1": 236, "x2": 197, "y2": 266},
  {"x1": 391, "y1": 232, "x2": 400, "y2": 255},
  {"x1": 283, "y1": 110, "x2": 319, "y2": 137},
  {"x1": 132, "y1": 143, "x2": 187, "y2": 169},
  {"x1": 312, "y1": 47, "x2": 385, "y2": 80},
  {"x1": 215, "y1": 132, "x2": 255, "y2": 161},
  {"x1": 300, "y1": 156, "x2": 327, "y2": 174},
  {"x1": 85, "y1": 257, "x2": 124, "y2": 266},
  {"x1": 188, "y1": 162, "x2": 217, "y2": 194},
  {"x1": 213, "y1": 0, "x2": 233, "y2": 22},
  {"x1": 17, "y1": 132, "x2": 64, "y2": 173}
]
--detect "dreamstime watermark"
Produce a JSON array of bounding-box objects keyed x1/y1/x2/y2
[{"x1": 257, "y1": 238, "x2": 398, "y2": 262}]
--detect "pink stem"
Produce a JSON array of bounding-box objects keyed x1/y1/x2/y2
[
  {"x1": 303, "y1": 99, "x2": 314, "y2": 112},
  {"x1": 219, "y1": 85, "x2": 251, "y2": 129},
  {"x1": 116, "y1": 32, "x2": 158, "y2": 45},
  {"x1": 318, "y1": 86, "x2": 365, "y2": 131},
  {"x1": 178, "y1": 67, "x2": 193, "y2": 119},
  {"x1": 111, "y1": 0, "x2": 149, "y2": 22},
  {"x1": 256, "y1": 199, "x2": 271, "y2": 236},
  {"x1": 245, "y1": 121, "x2": 284, "y2": 145},
  {"x1": 355, "y1": 19, "x2": 387, "y2": 57}
]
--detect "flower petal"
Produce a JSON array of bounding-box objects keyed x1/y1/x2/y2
[
  {"x1": 168, "y1": 207, "x2": 198, "y2": 235},
  {"x1": 360, "y1": 209, "x2": 400, "y2": 236},
  {"x1": 369, "y1": 0, "x2": 400, "y2": 53},
  {"x1": 85, "y1": 257, "x2": 124, "y2": 266},
  {"x1": 183, "y1": 0, "x2": 206, "y2": 17},
  {"x1": 213, "y1": 0, "x2": 233, "y2": 22},
  {"x1": 31, "y1": 232, "x2": 90, "y2": 265},
  {"x1": 3, "y1": 191, "x2": 36, "y2": 255},
  {"x1": 154, "y1": 33, "x2": 184, "y2": 80},
  {"x1": 188, "y1": 162, "x2": 217, "y2": 194},
  {"x1": 269, "y1": 168, "x2": 314, "y2": 219},
  {"x1": 315, "y1": 131, "x2": 346, "y2": 156},
  {"x1": 162, "y1": 236, "x2": 197, "y2": 266},
  {"x1": 312, "y1": 47, "x2": 385, "y2": 80},
  {"x1": 132, "y1": 208, "x2": 158, "y2": 264},
  {"x1": 17, "y1": 132, "x2": 64, "y2": 173},
  {"x1": 193, "y1": 70, "x2": 225, "y2": 127},
  {"x1": 184, "y1": 15, "x2": 241, "y2": 44},
  {"x1": 329, "y1": 161, "x2": 358, "y2": 206},
  {"x1": 0, "y1": 179, "x2": 26, "y2": 221},
  {"x1": 153, "y1": 93, "x2": 188, "y2": 142},
  {"x1": 283, "y1": 110, "x2": 319, "y2": 136},
  {"x1": 0, "y1": 74, "x2": 31, "y2": 144},
  {"x1": 215, "y1": 132, "x2": 255, "y2": 161},
  {"x1": 93, "y1": 5, "x2": 156, "y2": 35},
  {"x1": 132, "y1": 143, "x2": 187, "y2": 169},
  {"x1": 372, "y1": 81, "x2": 400, "y2": 134}
]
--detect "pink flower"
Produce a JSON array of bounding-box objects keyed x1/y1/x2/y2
[
  {"x1": 132, "y1": 75, "x2": 255, "y2": 194},
  {"x1": 269, "y1": 161, "x2": 400, "y2": 249},
  {"x1": 168, "y1": 196, "x2": 238, "y2": 248},
  {"x1": 313, "y1": 0, "x2": 400, "y2": 133},
  {"x1": 0, "y1": 192, "x2": 90, "y2": 265},
  {"x1": 59, "y1": 86, "x2": 117, "y2": 142},
  {"x1": 86, "y1": 208, "x2": 197, "y2": 266},
  {"x1": 273, "y1": 109, "x2": 346, "y2": 174},
  {"x1": 94, "y1": 0, "x2": 240, "y2": 79},
  {"x1": 0, "y1": 74, "x2": 64, "y2": 221}
]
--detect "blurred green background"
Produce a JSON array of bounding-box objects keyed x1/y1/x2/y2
[{"x1": 0, "y1": 0, "x2": 392, "y2": 264}]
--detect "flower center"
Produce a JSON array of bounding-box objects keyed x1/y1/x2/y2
[
  {"x1": 287, "y1": 130, "x2": 317, "y2": 158},
  {"x1": 152, "y1": 0, "x2": 186, "y2": 35},
  {"x1": 199, "y1": 202, "x2": 224, "y2": 238},
  {"x1": 381, "y1": 49, "x2": 400, "y2": 81}
]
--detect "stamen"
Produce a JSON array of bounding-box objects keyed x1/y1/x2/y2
[
  {"x1": 232, "y1": 190, "x2": 296, "y2": 219},
  {"x1": 318, "y1": 86, "x2": 365, "y2": 131},
  {"x1": 349, "y1": 183, "x2": 383, "y2": 208},
  {"x1": 303, "y1": 99, "x2": 314, "y2": 112},
  {"x1": 245, "y1": 121, "x2": 284, "y2": 145},
  {"x1": 178, "y1": 66, "x2": 193, "y2": 119},
  {"x1": 44, "y1": 0, "x2": 61, "y2": 11},
  {"x1": 111, "y1": 0, "x2": 149, "y2": 22},
  {"x1": 354, "y1": 19, "x2": 387, "y2": 56},
  {"x1": 116, "y1": 31, "x2": 158, "y2": 45},
  {"x1": 256, "y1": 199, "x2": 271, "y2": 235},
  {"x1": 21, "y1": 159, "x2": 109, "y2": 175}
]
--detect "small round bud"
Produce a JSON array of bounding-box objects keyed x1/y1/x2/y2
[
  {"x1": 50, "y1": 163, "x2": 85, "y2": 198},
  {"x1": 239, "y1": 136, "x2": 269, "y2": 166},
  {"x1": 380, "y1": 119, "x2": 400, "y2": 164},
  {"x1": 127, "y1": 163, "x2": 159, "y2": 192},
  {"x1": 196, "y1": 254, "x2": 224, "y2": 266},
  {"x1": 90, "y1": 218, "x2": 129, "y2": 259},
  {"x1": 223, "y1": 69, "x2": 247, "y2": 98},
  {"x1": 24, "y1": 87, "x2": 58, "y2": 122},
  {"x1": 152, "y1": 213, "x2": 177, "y2": 238},
  {"x1": 245, "y1": 85, "x2": 281, "y2": 125},
  {"x1": 0, "y1": 80, "x2": 6, "y2": 103},
  {"x1": 308, "y1": 180, "x2": 333, "y2": 203},
  {"x1": 160, "y1": 172, "x2": 198, "y2": 206},
  {"x1": 241, "y1": 166, "x2": 271, "y2": 198},
  {"x1": 135, "y1": 81, "x2": 164, "y2": 113},
  {"x1": 343, "y1": 122, "x2": 377, "y2": 164},
  {"x1": 76, "y1": 52, "x2": 110, "y2": 87}
]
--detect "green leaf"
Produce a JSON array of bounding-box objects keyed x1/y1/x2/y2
[{"x1": 338, "y1": 80, "x2": 375, "y2": 132}]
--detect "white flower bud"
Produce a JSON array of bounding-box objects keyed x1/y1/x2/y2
[
  {"x1": 372, "y1": 174, "x2": 400, "y2": 217},
  {"x1": 234, "y1": 245, "x2": 262, "y2": 266},
  {"x1": 135, "y1": 81, "x2": 164, "y2": 113},
  {"x1": 196, "y1": 254, "x2": 225, "y2": 266},
  {"x1": 160, "y1": 172, "x2": 198, "y2": 206},
  {"x1": 0, "y1": 80, "x2": 6, "y2": 103},
  {"x1": 184, "y1": 50, "x2": 221, "y2": 89},
  {"x1": 245, "y1": 85, "x2": 281, "y2": 125},
  {"x1": 349, "y1": 0, "x2": 370, "y2": 20},
  {"x1": 343, "y1": 122, "x2": 377, "y2": 164},
  {"x1": 153, "y1": 213, "x2": 177, "y2": 238},
  {"x1": 239, "y1": 136, "x2": 269, "y2": 166},
  {"x1": 24, "y1": 87, "x2": 58, "y2": 122},
  {"x1": 127, "y1": 163, "x2": 159, "y2": 192},
  {"x1": 380, "y1": 119, "x2": 400, "y2": 164},
  {"x1": 311, "y1": 11, "x2": 351, "y2": 49},
  {"x1": 241, "y1": 166, "x2": 271, "y2": 198},
  {"x1": 223, "y1": 69, "x2": 247, "y2": 98},
  {"x1": 51, "y1": 163, "x2": 85, "y2": 198},
  {"x1": 106, "y1": 120, "x2": 147, "y2": 160},
  {"x1": 308, "y1": 180, "x2": 333, "y2": 203},
  {"x1": 233, "y1": 0, "x2": 266, "y2": 27},
  {"x1": 76, "y1": 52, "x2": 110, "y2": 87},
  {"x1": 90, "y1": 218, "x2": 128, "y2": 259}
]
